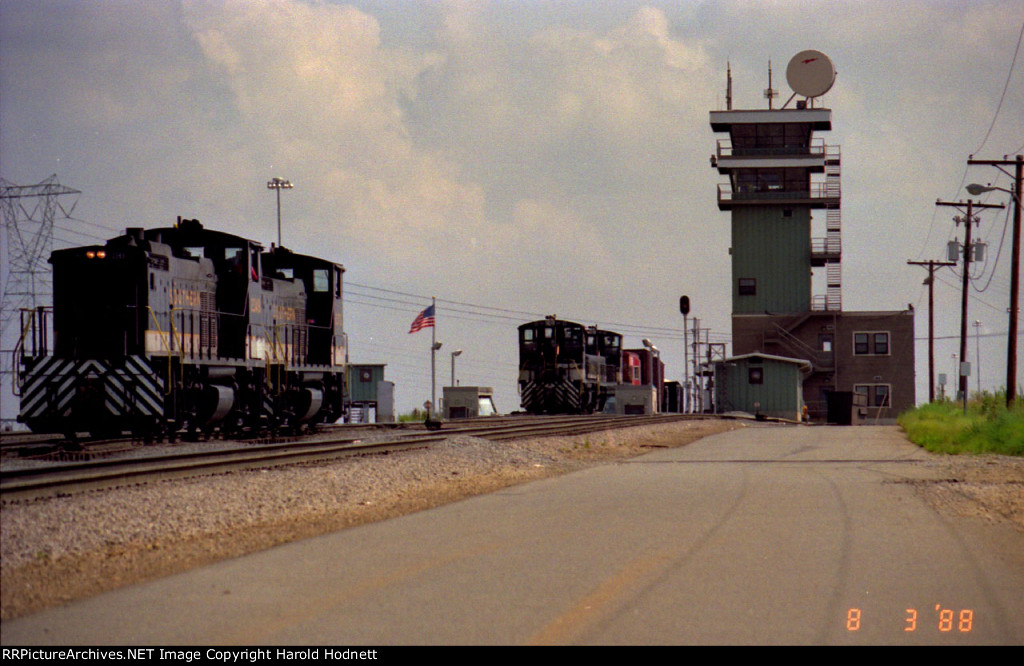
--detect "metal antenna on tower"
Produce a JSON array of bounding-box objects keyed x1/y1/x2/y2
[
  {"x1": 764, "y1": 59, "x2": 778, "y2": 109},
  {"x1": 726, "y1": 61, "x2": 732, "y2": 110},
  {"x1": 1, "y1": 174, "x2": 81, "y2": 427}
]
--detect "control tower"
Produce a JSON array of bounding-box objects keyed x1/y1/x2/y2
[{"x1": 709, "y1": 52, "x2": 914, "y2": 422}]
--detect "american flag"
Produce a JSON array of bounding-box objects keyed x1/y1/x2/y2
[{"x1": 408, "y1": 304, "x2": 435, "y2": 333}]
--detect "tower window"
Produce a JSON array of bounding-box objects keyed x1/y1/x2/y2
[{"x1": 738, "y1": 278, "x2": 757, "y2": 295}]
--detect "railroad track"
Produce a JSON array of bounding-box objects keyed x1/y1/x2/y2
[{"x1": 0, "y1": 414, "x2": 713, "y2": 501}]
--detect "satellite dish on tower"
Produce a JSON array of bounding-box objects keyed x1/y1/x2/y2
[{"x1": 786, "y1": 50, "x2": 836, "y2": 98}]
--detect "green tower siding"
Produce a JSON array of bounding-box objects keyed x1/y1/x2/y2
[{"x1": 731, "y1": 206, "x2": 811, "y2": 314}]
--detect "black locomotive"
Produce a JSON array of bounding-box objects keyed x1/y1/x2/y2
[
  {"x1": 15, "y1": 218, "x2": 348, "y2": 439},
  {"x1": 517, "y1": 316, "x2": 626, "y2": 414}
]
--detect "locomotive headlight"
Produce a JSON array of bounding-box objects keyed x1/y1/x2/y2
[
  {"x1": 86, "y1": 250, "x2": 96, "y2": 259},
  {"x1": 96, "y1": 250, "x2": 106, "y2": 259}
]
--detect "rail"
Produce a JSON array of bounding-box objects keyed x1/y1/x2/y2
[{"x1": 0, "y1": 414, "x2": 714, "y2": 500}]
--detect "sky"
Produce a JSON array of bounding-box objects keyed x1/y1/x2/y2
[{"x1": 2, "y1": 0, "x2": 1022, "y2": 421}]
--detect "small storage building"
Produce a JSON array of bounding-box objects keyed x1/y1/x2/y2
[
  {"x1": 714, "y1": 353, "x2": 810, "y2": 422},
  {"x1": 443, "y1": 386, "x2": 498, "y2": 419},
  {"x1": 348, "y1": 364, "x2": 388, "y2": 423}
]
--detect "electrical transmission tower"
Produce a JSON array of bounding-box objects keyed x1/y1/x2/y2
[{"x1": 0, "y1": 174, "x2": 81, "y2": 427}]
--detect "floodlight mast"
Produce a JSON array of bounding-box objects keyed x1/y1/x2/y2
[{"x1": 267, "y1": 177, "x2": 293, "y2": 247}]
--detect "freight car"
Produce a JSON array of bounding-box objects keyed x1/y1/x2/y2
[
  {"x1": 14, "y1": 218, "x2": 348, "y2": 439},
  {"x1": 517, "y1": 316, "x2": 624, "y2": 414}
]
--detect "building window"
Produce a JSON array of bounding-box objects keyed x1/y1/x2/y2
[
  {"x1": 748, "y1": 367, "x2": 764, "y2": 384},
  {"x1": 854, "y1": 331, "x2": 890, "y2": 356},
  {"x1": 738, "y1": 278, "x2": 757, "y2": 295},
  {"x1": 874, "y1": 333, "x2": 890, "y2": 355},
  {"x1": 854, "y1": 384, "x2": 891, "y2": 407}
]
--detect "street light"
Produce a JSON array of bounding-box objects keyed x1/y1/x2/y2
[
  {"x1": 451, "y1": 349, "x2": 462, "y2": 386},
  {"x1": 966, "y1": 180, "x2": 1020, "y2": 406},
  {"x1": 966, "y1": 183, "x2": 1017, "y2": 199},
  {"x1": 267, "y1": 177, "x2": 293, "y2": 247}
]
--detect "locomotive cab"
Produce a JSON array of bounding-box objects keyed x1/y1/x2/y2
[
  {"x1": 261, "y1": 246, "x2": 345, "y2": 367},
  {"x1": 50, "y1": 242, "x2": 149, "y2": 359},
  {"x1": 518, "y1": 317, "x2": 603, "y2": 414}
]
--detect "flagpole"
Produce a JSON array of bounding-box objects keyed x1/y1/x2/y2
[{"x1": 430, "y1": 296, "x2": 437, "y2": 419}]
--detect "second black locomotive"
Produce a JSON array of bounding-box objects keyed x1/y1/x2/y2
[{"x1": 517, "y1": 316, "x2": 627, "y2": 414}]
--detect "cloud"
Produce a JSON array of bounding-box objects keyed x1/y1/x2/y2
[{"x1": 170, "y1": 1, "x2": 723, "y2": 312}]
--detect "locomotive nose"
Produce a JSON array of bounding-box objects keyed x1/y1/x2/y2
[
  {"x1": 69, "y1": 374, "x2": 121, "y2": 436},
  {"x1": 74, "y1": 376, "x2": 106, "y2": 416}
]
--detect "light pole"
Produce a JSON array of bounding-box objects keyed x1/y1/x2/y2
[
  {"x1": 451, "y1": 349, "x2": 462, "y2": 386},
  {"x1": 431, "y1": 341, "x2": 442, "y2": 419},
  {"x1": 973, "y1": 320, "x2": 983, "y2": 395},
  {"x1": 267, "y1": 177, "x2": 293, "y2": 247},
  {"x1": 967, "y1": 177, "x2": 1020, "y2": 406}
]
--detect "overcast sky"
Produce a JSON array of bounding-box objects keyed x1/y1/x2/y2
[{"x1": 2, "y1": 0, "x2": 1022, "y2": 419}]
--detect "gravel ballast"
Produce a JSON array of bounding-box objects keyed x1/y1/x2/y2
[{"x1": 2, "y1": 420, "x2": 1022, "y2": 621}]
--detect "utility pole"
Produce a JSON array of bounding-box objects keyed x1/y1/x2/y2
[
  {"x1": 691, "y1": 317, "x2": 701, "y2": 413},
  {"x1": 680, "y1": 295, "x2": 690, "y2": 413},
  {"x1": 1, "y1": 175, "x2": 80, "y2": 428},
  {"x1": 967, "y1": 154, "x2": 1022, "y2": 406},
  {"x1": 907, "y1": 259, "x2": 956, "y2": 402},
  {"x1": 936, "y1": 198, "x2": 1003, "y2": 406}
]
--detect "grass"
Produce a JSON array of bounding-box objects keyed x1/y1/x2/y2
[
  {"x1": 398, "y1": 409, "x2": 428, "y2": 423},
  {"x1": 898, "y1": 391, "x2": 1024, "y2": 456}
]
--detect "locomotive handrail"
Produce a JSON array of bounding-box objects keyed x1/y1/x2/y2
[
  {"x1": 146, "y1": 305, "x2": 180, "y2": 395},
  {"x1": 11, "y1": 310, "x2": 41, "y2": 396},
  {"x1": 272, "y1": 323, "x2": 288, "y2": 365},
  {"x1": 168, "y1": 306, "x2": 217, "y2": 361},
  {"x1": 146, "y1": 306, "x2": 173, "y2": 353}
]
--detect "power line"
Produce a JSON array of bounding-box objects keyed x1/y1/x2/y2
[
  {"x1": 972, "y1": 17, "x2": 1024, "y2": 156},
  {"x1": 972, "y1": 203, "x2": 1012, "y2": 293},
  {"x1": 347, "y1": 281, "x2": 727, "y2": 343}
]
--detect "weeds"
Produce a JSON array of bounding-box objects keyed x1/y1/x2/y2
[{"x1": 898, "y1": 391, "x2": 1024, "y2": 456}]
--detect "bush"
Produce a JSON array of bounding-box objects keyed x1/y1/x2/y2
[{"x1": 898, "y1": 391, "x2": 1024, "y2": 456}]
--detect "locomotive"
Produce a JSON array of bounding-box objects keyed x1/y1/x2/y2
[
  {"x1": 517, "y1": 316, "x2": 639, "y2": 414},
  {"x1": 15, "y1": 218, "x2": 348, "y2": 439}
]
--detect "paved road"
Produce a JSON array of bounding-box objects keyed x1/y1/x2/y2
[{"x1": 3, "y1": 425, "x2": 1023, "y2": 645}]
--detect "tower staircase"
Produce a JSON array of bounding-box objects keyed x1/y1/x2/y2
[{"x1": 817, "y1": 147, "x2": 842, "y2": 311}]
